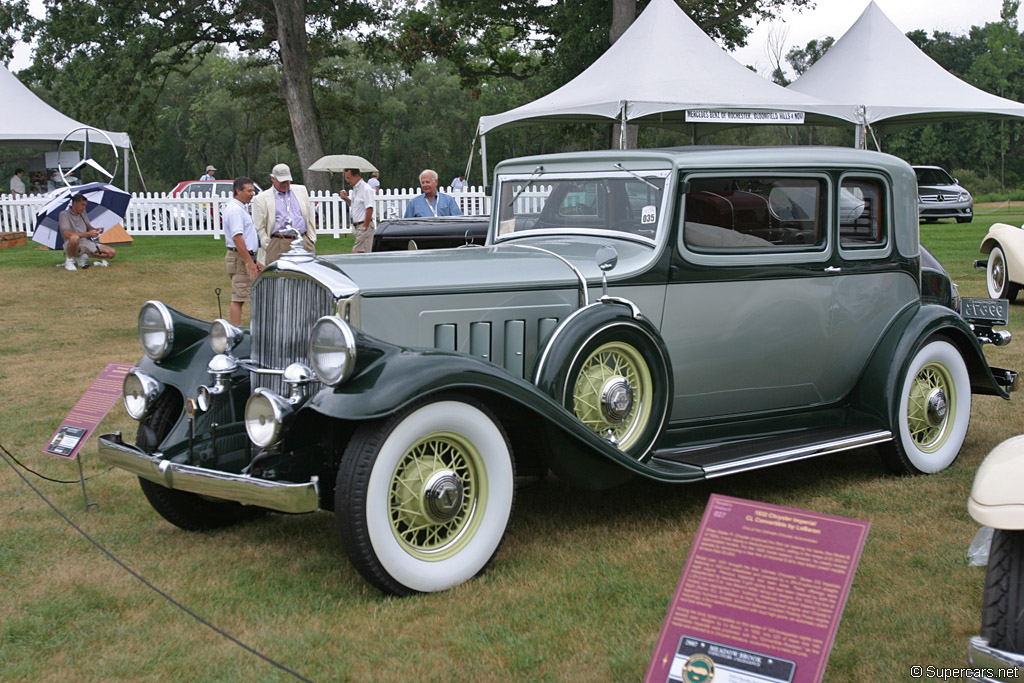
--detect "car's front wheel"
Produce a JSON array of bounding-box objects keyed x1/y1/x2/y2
[
  {"x1": 335, "y1": 394, "x2": 515, "y2": 596},
  {"x1": 987, "y1": 245, "x2": 1020, "y2": 301},
  {"x1": 881, "y1": 339, "x2": 971, "y2": 475},
  {"x1": 982, "y1": 528, "x2": 1024, "y2": 654},
  {"x1": 138, "y1": 478, "x2": 266, "y2": 530},
  {"x1": 956, "y1": 216, "x2": 973, "y2": 224}
]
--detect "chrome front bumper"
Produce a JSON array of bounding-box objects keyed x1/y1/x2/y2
[
  {"x1": 97, "y1": 432, "x2": 320, "y2": 514},
  {"x1": 967, "y1": 635, "x2": 1024, "y2": 682}
]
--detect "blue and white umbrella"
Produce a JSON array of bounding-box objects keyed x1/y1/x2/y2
[{"x1": 32, "y1": 182, "x2": 131, "y2": 250}]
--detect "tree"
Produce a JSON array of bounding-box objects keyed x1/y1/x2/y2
[
  {"x1": 0, "y1": 0, "x2": 33, "y2": 67},
  {"x1": 27, "y1": 0, "x2": 378, "y2": 191},
  {"x1": 391, "y1": 0, "x2": 816, "y2": 91}
]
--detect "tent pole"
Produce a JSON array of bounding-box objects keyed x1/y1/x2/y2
[
  {"x1": 480, "y1": 132, "x2": 488, "y2": 189},
  {"x1": 619, "y1": 101, "x2": 627, "y2": 150}
]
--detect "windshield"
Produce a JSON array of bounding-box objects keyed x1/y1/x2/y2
[
  {"x1": 495, "y1": 171, "x2": 669, "y2": 242},
  {"x1": 915, "y1": 167, "x2": 955, "y2": 186}
]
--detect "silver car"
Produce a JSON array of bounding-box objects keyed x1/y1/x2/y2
[
  {"x1": 915, "y1": 165, "x2": 973, "y2": 223},
  {"x1": 99, "y1": 147, "x2": 1015, "y2": 596}
]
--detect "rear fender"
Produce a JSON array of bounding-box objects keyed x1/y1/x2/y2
[{"x1": 853, "y1": 303, "x2": 1009, "y2": 430}]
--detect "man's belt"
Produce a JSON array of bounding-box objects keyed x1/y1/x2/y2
[{"x1": 271, "y1": 234, "x2": 295, "y2": 240}]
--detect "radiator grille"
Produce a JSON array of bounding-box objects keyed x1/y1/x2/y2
[{"x1": 251, "y1": 274, "x2": 335, "y2": 395}]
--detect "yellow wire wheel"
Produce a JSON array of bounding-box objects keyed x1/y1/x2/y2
[
  {"x1": 571, "y1": 340, "x2": 653, "y2": 451},
  {"x1": 387, "y1": 430, "x2": 486, "y2": 561},
  {"x1": 905, "y1": 360, "x2": 956, "y2": 453}
]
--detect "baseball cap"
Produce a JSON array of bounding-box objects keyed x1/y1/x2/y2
[{"x1": 270, "y1": 163, "x2": 293, "y2": 182}]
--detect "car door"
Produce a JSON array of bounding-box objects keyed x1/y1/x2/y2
[{"x1": 660, "y1": 171, "x2": 915, "y2": 421}]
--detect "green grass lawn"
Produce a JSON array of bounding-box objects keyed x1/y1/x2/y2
[{"x1": 1, "y1": 210, "x2": 1024, "y2": 681}]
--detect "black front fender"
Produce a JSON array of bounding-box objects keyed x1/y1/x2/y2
[{"x1": 304, "y1": 338, "x2": 701, "y2": 486}]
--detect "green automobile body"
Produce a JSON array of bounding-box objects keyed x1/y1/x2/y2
[{"x1": 99, "y1": 146, "x2": 1017, "y2": 595}]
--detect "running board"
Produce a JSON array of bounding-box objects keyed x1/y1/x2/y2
[{"x1": 650, "y1": 428, "x2": 892, "y2": 480}]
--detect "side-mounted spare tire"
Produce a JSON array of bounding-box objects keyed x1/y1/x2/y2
[{"x1": 535, "y1": 303, "x2": 672, "y2": 464}]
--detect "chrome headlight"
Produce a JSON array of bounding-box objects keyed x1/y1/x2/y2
[
  {"x1": 210, "y1": 319, "x2": 244, "y2": 355},
  {"x1": 123, "y1": 369, "x2": 163, "y2": 420},
  {"x1": 245, "y1": 389, "x2": 294, "y2": 448},
  {"x1": 309, "y1": 316, "x2": 357, "y2": 386},
  {"x1": 138, "y1": 301, "x2": 174, "y2": 360}
]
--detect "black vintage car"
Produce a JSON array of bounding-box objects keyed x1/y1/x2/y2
[{"x1": 371, "y1": 215, "x2": 489, "y2": 251}]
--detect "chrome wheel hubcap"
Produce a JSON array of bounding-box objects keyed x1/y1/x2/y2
[
  {"x1": 925, "y1": 388, "x2": 948, "y2": 427},
  {"x1": 422, "y1": 470, "x2": 465, "y2": 523},
  {"x1": 600, "y1": 377, "x2": 634, "y2": 423}
]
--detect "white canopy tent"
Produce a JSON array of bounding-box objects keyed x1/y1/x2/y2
[
  {"x1": 0, "y1": 65, "x2": 131, "y2": 186},
  {"x1": 788, "y1": 1, "x2": 1024, "y2": 148},
  {"x1": 475, "y1": 0, "x2": 851, "y2": 183}
]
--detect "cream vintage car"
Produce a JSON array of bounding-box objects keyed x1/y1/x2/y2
[{"x1": 100, "y1": 146, "x2": 1016, "y2": 595}]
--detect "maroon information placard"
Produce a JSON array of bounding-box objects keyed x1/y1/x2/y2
[
  {"x1": 645, "y1": 494, "x2": 870, "y2": 683},
  {"x1": 43, "y1": 363, "x2": 133, "y2": 460}
]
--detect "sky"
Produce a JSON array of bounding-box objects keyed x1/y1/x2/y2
[{"x1": 731, "y1": 0, "x2": 1024, "y2": 79}]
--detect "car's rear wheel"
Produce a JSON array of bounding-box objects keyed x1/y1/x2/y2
[
  {"x1": 336, "y1": 394, "x2": 515, "y2": 596},
  {"x1": 981, "y1": 528, "x2": 1024, "y2": 654},
  {"x1": 881, "y1": 339, "x2": 971, "y2": 475},
  {"x1": 987, "y1": 245, "x2": 1020, "y2": 301}
]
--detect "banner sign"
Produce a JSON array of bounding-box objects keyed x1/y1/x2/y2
[
  {"x1": 44, "y1": 363, "x2": 133, "y2": 460},
  {"x1": 685, "y1": 110, "x2": 806, "y2": 124},
  {"x1": 645, "y1": 494, "x2": 869, "y2": 683}
]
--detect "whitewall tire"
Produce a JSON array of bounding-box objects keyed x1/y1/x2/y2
[
  {"x1": 336, "y1": 395, "x2": 515, "y2": 595},
  {"x1": 882, "y1": 339, "x2": 971, "y2": 475}
]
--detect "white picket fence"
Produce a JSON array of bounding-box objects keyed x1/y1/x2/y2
[{"x1": 0, "y1": 186, "x2": 493, "y2": 238}]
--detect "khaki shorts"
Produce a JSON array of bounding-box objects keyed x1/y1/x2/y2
[
  {"x1": 77, "y1": 238, "x2": 100, "y2": 254},
  {"x1": 225, "y1": 250, "x2": 255, "y2": 302},
  {"x1": 352, "y1": 225, "x2": 375, "y2": 253}
]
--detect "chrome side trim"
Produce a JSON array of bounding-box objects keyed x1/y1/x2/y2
[
  {"x1": 97, "y1": 433, "x2": 320, "y2": 514},
  {"x1": 701, "y1": 430, "x2": 892, "y2": 478},
  {"x1": 967, "y1": 636, "x2": 1024, "y2": 682}
]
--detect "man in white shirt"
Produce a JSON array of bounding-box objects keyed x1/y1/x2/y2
[
  {"x1": 10, "y1": 168, "x2": 26, "y2": 195},
  {"x1": 200, "y1": 165, "x2": 216, "y2": 181},
  {"x1": 223, "y1": 177, "x2": 261, "y2": 325},
  {"x1": 339, "y1": 168, "x2": 375, "y2": 253},
  {"x1": 251, "y1": 163, "x2": 316, "y2": 265},
  {"x1": 368, "y1": 171, "x2": 380, "y2": 193},
  {"x1": 450, "y1": 174, "x2": 468, "y2": 192}
]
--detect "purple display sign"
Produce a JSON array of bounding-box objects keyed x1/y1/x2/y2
[
  {"x1": 43, "y1": 363, "x2": 133, "y2": 460},
  {"x1": 645, "y1": 494, "x2": 870, "y2": 683}
]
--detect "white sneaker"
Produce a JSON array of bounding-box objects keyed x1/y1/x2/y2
[
  {"x1": 64, "y1": 258, "x2": 77, "y2": 271},
  {"x1": 94, "y1": 260, "x2": 108, "y2": 267}
]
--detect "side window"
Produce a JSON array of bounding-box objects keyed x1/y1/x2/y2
[
  {"x1": 839, "y1": 178, "x2": 886, "y2": 248},
  {"x1": 684, "y1": 176, "x2": 825, "y2": 252}
]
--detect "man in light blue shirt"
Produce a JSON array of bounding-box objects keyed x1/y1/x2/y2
[
  {"x1": 404, "y1": 169, "x2": 462, "y2": 218},
  {"x1": 223, "y1": 176, "x2": 261, "y2": 325}
]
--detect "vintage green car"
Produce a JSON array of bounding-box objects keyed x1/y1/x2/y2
[{"x1": 100, "y1": 147, "x2": 1017, "y2": 596}]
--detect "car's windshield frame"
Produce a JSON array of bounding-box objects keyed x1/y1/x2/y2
[{"x1": 492, "y1": 169, "x2": 673, "y2": 246}]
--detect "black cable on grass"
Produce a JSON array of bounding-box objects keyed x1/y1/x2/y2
[
  {"x1": 0, "y1": 445, "x2": 316, "y2": 683},
  {"x1": 0, "y1": 441, "x2": 113, "y2": 484}
]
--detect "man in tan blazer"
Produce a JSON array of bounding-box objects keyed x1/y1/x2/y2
[{"x1": 252, "y1": 163, "x2": 316, "y2": 265}]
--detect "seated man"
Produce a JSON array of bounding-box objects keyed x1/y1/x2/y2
[{"x1": 59, "y1": 194, "x2": 116, "y2": 270}]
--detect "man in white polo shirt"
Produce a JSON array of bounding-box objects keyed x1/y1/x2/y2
[
  {"x1": 223, "y1": 176, "x2": 261, "y2": 325},
  {"x1": 338, "y1": 167, "x2": 375, "y2": 253}
]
